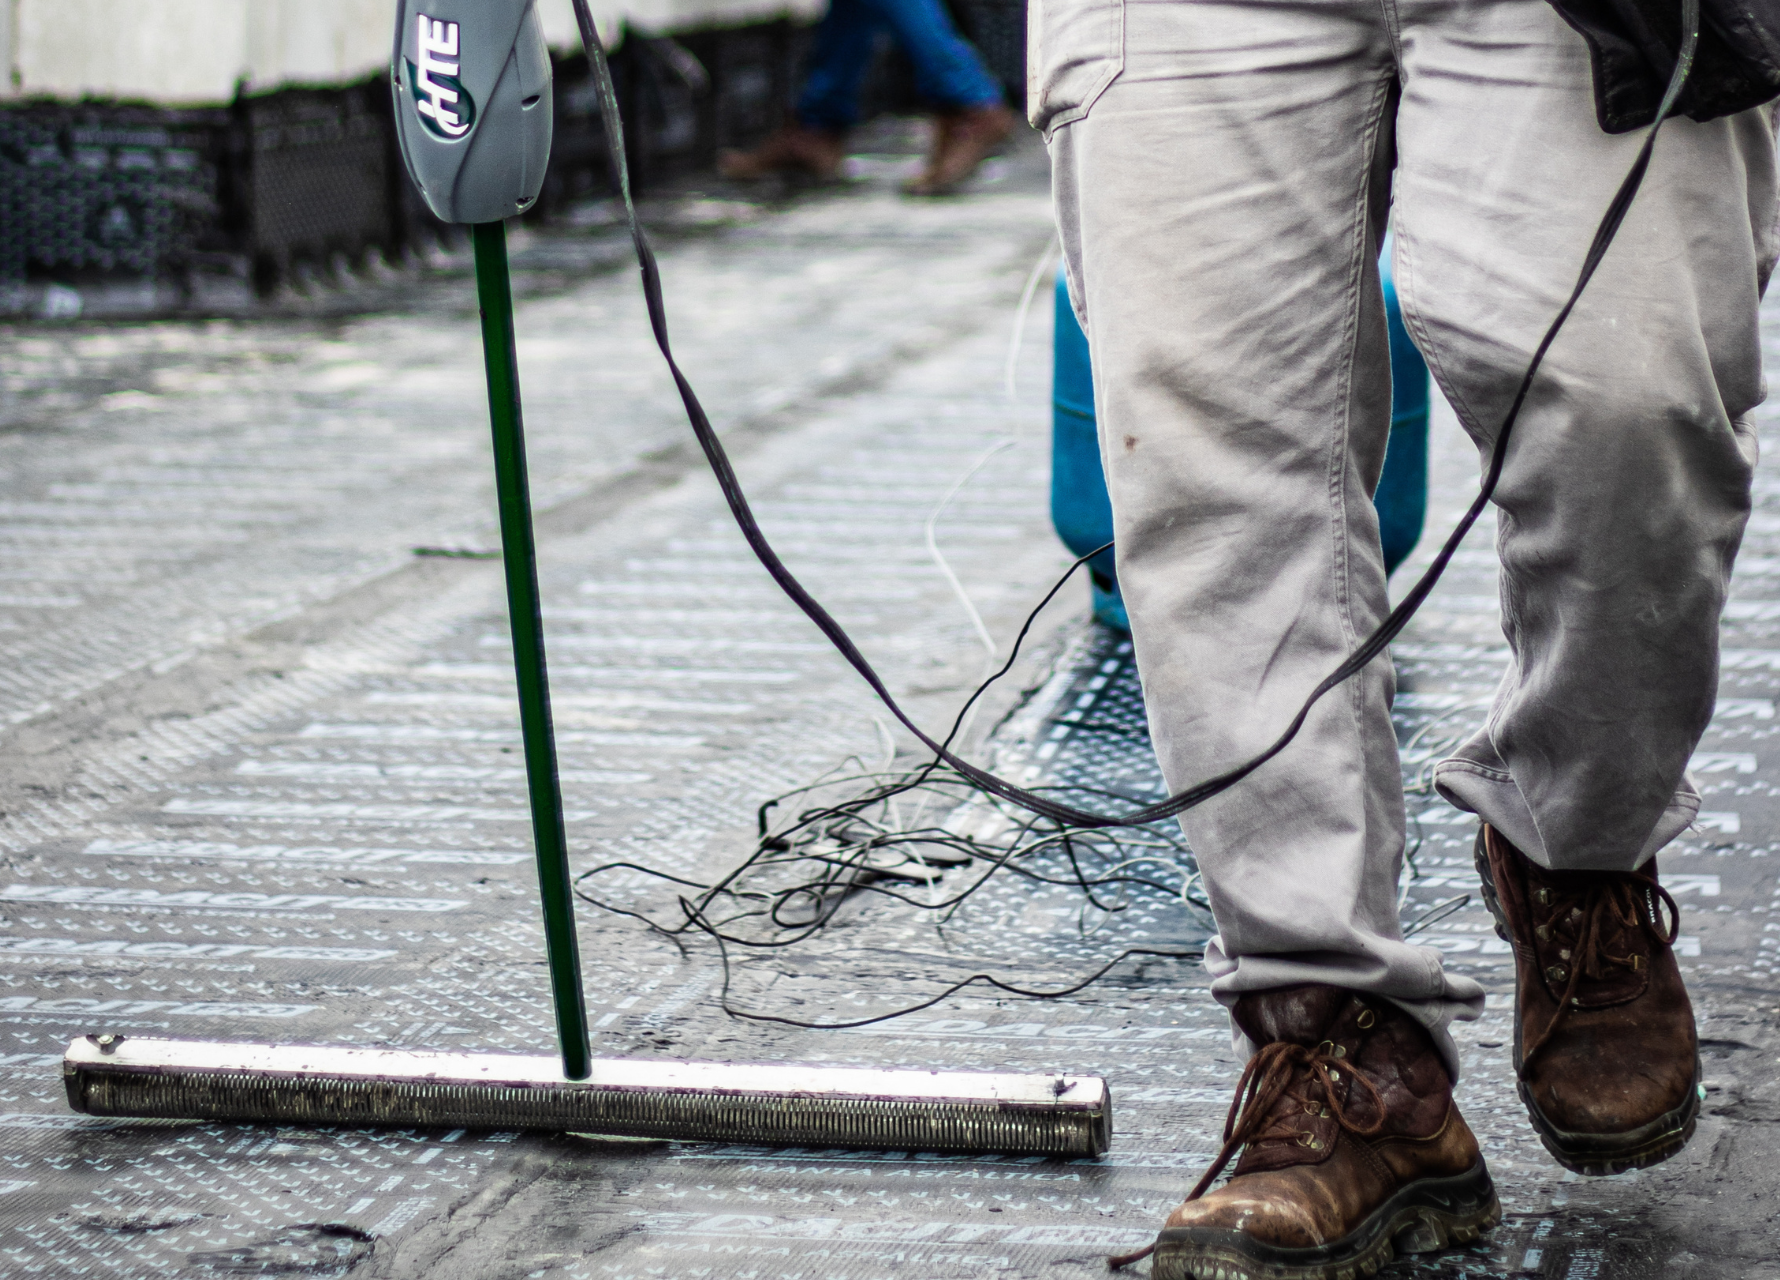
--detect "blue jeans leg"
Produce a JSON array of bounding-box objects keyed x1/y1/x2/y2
[
  {"x1": 796, "y1": 0, "x2": 886, "y2": 130},
  {"x1": 795, "y1": 0, "x2": 1004, "y2": 130},
  {"x1": 874, "y1": 0, "x2": 1004, "y2": 110}
]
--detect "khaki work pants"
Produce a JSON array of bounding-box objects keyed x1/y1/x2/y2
[{"x1": 1035, "y1": 0, "x2": 1779, "y2": 1063}]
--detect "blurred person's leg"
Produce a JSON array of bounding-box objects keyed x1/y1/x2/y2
[
  {"x1": 861, "y1": 0, "x2": 1012, "y2": 193},
  {"x1": 873, "y1": 0, "x2": 1003, "y2": 110},
  {"x1": 718, "y1": 0, "x2": 878, "y2": 179},
  {"x1": 795, "y1": 0, "x2": 887, "y2": 131},
  {"x1": 799, "y1": 0, "x2": 1007, "y2": 126},
  {"x1": 723, "y1": 0, "x2": 1009, "y2": 185}
]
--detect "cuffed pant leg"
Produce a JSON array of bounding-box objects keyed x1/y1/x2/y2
[
  {"x1": 1043, "y1": 0, "x2": 1485, "y2": 1073},
  {"x1": 1392, "y1": 0, "x2": 1780, "y2": 871}
]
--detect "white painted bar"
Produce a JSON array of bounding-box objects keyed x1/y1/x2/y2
[{"x1": 65, "y1": 1037, "x2": 1108, "y2": 1110}]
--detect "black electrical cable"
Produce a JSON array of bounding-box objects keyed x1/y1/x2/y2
[
  {"x1": 568, "y1": 567, "x2": 1210, "y2": 1026},
  {"x1": 570, "y1": 0, "x2": 1698, "y2": 833},
  {"x1": 571, "y1": 549, "x2": 1191, "y2": 913},
  {"x1": 573, "y1": 798, "x2": 1207, "y2": 1028},
  {"x1": 1400, "y1": 893, "x2": 1472, "y2": 939},
  {"x1": 699, "y1": 939, "x2": 1204, "y2": 1032}
]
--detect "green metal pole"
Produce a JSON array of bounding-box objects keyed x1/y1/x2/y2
[{"x1": 470, "y1": 220, "x2": 592, "y2": 1080}]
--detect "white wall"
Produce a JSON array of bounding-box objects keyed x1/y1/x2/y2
[
  {"x1": 14, "y1": 0, "x2": 252, "y2": 102},
  {"x1": 2, "y1": 0, "x2": 820, "y2": 103},
  {"x1": 245, "y1": 0, "x2": 396, "y2": 90}
]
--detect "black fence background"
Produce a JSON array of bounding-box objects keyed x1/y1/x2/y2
[
  {"x1": 0, "y1": 103, "x2": 235, "y2": 289},
  {"x1": 0, "y1": 7, "x2": 1022, "y2": 304}
]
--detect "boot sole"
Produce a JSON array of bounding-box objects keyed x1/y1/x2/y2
[
  {"x1": 1149, "y1": 1159, "x2": 1500, "y2": 1280},
  {"x1": 1472, "y1": 834, "x2": 1702, "y2": 1176}
]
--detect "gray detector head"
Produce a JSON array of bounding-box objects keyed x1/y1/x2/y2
[{"x1": 392, "y1": 0, "x2": 553, "y2": 225}]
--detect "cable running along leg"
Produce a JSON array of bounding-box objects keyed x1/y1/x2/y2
[{"x1": 473, "y1": 220, "x2": 592, "y2": 1080}]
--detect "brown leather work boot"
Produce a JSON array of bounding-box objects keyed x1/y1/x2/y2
[
  {"x1": 1123, "y1": 985, "x2": 1499, "y2": 1280},
  {"x1": 717, "y1": 123, "x2": 848, "y2": 182},
  {"x1": 904, "y1": 103, "x2": 1015, "y2": 196},
  {"x1": 1475, "y1": 824, "x2": 1702, "y2": 1175}
]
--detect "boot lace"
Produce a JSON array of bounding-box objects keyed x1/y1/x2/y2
[
  {"x1": 1518, "y1": 872, "x2": 1680, "y2": 1075},
  {"x1": 1107, "y1": 1038, "x2": 1386, "y2": 1270}
]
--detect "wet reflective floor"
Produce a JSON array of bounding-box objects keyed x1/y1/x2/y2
[{"x1": 0, "y1": 122, "x2": 1775, "y2": 1277}]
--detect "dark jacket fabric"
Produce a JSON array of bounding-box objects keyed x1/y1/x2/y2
[{"x1": 1549, "y1": 0, "x2": 1780, "y2": 130}]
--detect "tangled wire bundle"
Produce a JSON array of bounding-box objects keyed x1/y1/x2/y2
[
  {"x1": 573, "y1": 752, "x2": 1217, "y2": 1029},
  {"x1": 567, "y1": 548, "x2": 1463, "y2": 1029}
]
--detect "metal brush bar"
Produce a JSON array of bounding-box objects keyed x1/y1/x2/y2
[{"x1": 64, "y1": 1037, "x2": 1112, "y2": 1157}]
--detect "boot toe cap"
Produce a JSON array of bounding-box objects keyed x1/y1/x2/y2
[
  {"x1": 1164, "y1": 1175, "x2": 1342, "y2": 1248},
  {"x1": 1530, "y1": 1069, "x2": 1694, "y2": 1135},
  {"x1": 1526, "y1": 1030, "x2": 1696, "y2": 1136}
]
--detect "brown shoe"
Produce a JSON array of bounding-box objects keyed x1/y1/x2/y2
[
  {"x1": 1121, "y1": 986, "x2": 1499, "y2": 1280},
  {"x1": 717, "y1": 124, "x2": 847, "y2": 182},
  {"x1": 903, "y1": 103, "x2": 1015, "y2": 196},
  {"x1": 1475, "y1": 824, "x2": 1701, "y2": 1175}
]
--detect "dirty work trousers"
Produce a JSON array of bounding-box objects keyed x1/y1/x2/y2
[{"x1": 1035, "y1": 0, "x2": 1778, "y2": 1063}]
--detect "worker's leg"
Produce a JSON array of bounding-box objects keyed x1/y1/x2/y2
[
  {"x1": 1389, "y1": 0, "x2": 1779, "y2": 871},
  {"x1": 1385, "y1": 0, "x2": 1775, "y2": 1171},
  {"x1": 1042, "y1": 0, "x2": 1484, "y2": 1069}
]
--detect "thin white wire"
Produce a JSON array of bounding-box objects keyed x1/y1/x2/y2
[
  {"x1": 1004, "y1": 236, "x2": 1058, "y2": 402},
  {"x1": 921, "y1": 237, "x2": 1062, "y2": 722},
  {"x1": 871, "y1": 715, "x2": 902, "y2": 833},
  {"x1": 903, "y1": 240, "x2": 1062, "y2": 817},
  {"x1": 924, "y1": 438, "x2": 1016, "y2": 664}
]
